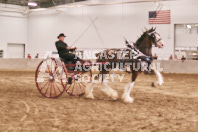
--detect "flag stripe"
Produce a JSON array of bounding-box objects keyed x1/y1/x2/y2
[
  {"x1": 149, "y1": 19, "x2": 171, "y2": 20},
  {"x1": 157, "y1": 14, "x2": 170, "y2": 16},
  {"x1": 150, "y1": 17, "x2": 170, "y2": 19},
  {"x1": 149, "y1": 10, "x2": 171, "y2": 24}
]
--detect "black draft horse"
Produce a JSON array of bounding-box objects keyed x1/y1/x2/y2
[{"x1": 85, "y1": 27, "x2": 165, "y2": 103}]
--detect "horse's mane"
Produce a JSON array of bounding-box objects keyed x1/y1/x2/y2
[{"x1": 134, "y1": 28, "x2": 155, "y2": 48}]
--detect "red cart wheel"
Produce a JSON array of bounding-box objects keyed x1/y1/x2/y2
[
  {"x1": 35, "y1": 58, "x2": 68, "y2": 98},
  {"x1": 66, "y1": 70, "x2": 92, "y2": 96}
]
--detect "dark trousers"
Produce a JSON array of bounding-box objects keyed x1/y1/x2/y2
[{"x1": 60, "y1": 53, "x2": 80, "y2": 64}]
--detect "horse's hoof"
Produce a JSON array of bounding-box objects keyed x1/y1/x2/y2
[
  {"x1": 159, "y1": 80, "x2": 164, "y2": 86},
  {"x1": 86, "y1": 94, "x2": 95, "y2": 99},
  {"x1": 123, "y1": 97, "x2": 134, "y2": 103},
  {"x1": 110, "y1": 91, "x2": 118, "y2": 100},
  {"x1": 101, "y1": 88, "x2": 118, "y2": 100}
]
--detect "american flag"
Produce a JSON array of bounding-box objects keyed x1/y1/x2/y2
[{"x1": 149, "y1": 10, "x2": 171, "y2": 24}]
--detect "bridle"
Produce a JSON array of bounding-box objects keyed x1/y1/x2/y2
[{"x1": 148, "y1": 31, "x2": 162, "y2": 47}]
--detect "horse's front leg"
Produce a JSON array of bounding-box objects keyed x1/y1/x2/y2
[
  {"x1": 152, "y1": 69, "x2": 164, "y2": 87},
  {"x1": 122, "y1": 70, "x2": 140, "y2": 103},
  {"x1": 121, "y1": 82, "x2": 135, "y2": 103}
]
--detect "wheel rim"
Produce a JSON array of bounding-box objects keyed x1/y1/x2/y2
[
  {"x1": 35, "y1": 58, "x2": 67, "y2": 98},
  {"x1": 66, "y1": 71, "x2": 92, "y2": 96}
]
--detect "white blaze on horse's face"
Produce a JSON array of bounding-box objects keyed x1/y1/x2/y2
[{"x1": 154, "y1": 33, "x2": 164, "y2": 48}]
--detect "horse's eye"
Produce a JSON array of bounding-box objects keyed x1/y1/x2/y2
[{"x1": 151, "y1": 34, "x2": 155, "y2": 38}]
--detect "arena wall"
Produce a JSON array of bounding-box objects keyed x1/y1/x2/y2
[
  {"x1": 162, "y1": 60, "x2": 198, "y2": 74},
  {"x1": 0, "y1": 59, "x2": 197, "y2": 74},
  {"x1": 0, "y1": 59, "x2": 42, "y2": 70}
]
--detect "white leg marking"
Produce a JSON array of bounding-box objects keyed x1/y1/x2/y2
[
  {"x1": 110, "y1": 72, "x2": 115, "y2": 82},
  {"x1": 101, "y1": 74, "x2": 118, "y2": 100},
  {"x1": 122, "y1": 82, "x2": 135, "y2": 103},
  {"x1": 102, "y1": 82, "x2": 118, "y2": 100},
  {"x1": 85, "y1": 82, "x2": 95, "y2": 99},
  {"x1": 153, "y1": 69, "x2": 164, "y2": 86}
]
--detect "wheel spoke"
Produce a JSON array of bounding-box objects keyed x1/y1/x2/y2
[
  {"x1": 55, "y1": 73, "x2": 66, "y2": 81},
  {"x1": 50, "y1": 83, "x2": 52, "y2": 97},
  {"x1": 52, "y1": 66, "x2": 58, "y2": 76},
  {"x1": 53, "y1": 84, "x2": 57, "y2": 97},
  {"x1": 46, "y1": 60, "x2": 52, "y2": 74},
  {"x1": 51, "y1": 58, "x2": 53, "y2": 70},
  {"x1": 76, "y1": 83, "x2": 78, "y2": 96},
  {"x1": 66, "y1": 84, "x2": 72, "y2": 91},
  {"x1": 36, "y1": 79, "x2": 47, "y2": 84},
  {"x1": 44, "y1": 82, "x2": 51, "y2": 95},
  {"x1": 55, "y1": 83, "x2": 62, "y2": 93},
  {"x1": 78, "y1": 83, "x2": 84, "y2": 93},
  {"x1": 71, "y1": 82, "x2": 76, "y2": 94},
  {"x1": 40, "y1": 81, "x2": 49, "y2": 91},
  {"x1": 80, "y1": 82, "x2": 86, "y2": 87},
  {"x1": 52, "y1": 60, "x2": 57, "y2": 73},
  {"x1": 38, "y1": 71, "x2": 50, "y2": 77},
  {"x1": 37, "y1": 77, "x2": 50, "y2": 82}
]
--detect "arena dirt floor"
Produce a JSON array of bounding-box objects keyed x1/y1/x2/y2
[{"x1": 0, "y1": 70, "x2": 198, "y2": 132}]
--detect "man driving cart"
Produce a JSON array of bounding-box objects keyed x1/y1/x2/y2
[{"x1": 55, "y1": 33, "x2": 84, "y2": 64}]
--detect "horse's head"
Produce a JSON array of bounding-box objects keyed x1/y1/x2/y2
[
  {"x1": 134, "y1": 27, "x2": 164, "y2": 56},
  {"x1": 147, "y1": 27, "x2": 164, "y2": 48}
]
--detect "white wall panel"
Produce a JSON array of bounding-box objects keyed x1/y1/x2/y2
[
  {"x1": 7, "y1": 43, "x2": 25, "y2": 58},
  {"x1": 0, "y1": 4, "x2": 28, "y2": 58}
]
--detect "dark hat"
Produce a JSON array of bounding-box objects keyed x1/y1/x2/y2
[{"x1": 57, "y1": 33, "x2": 66, "y2": 39}]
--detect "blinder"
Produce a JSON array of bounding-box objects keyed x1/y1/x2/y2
[{"x1": 148, "y1": 31, "x2": 162, "y2": 47}]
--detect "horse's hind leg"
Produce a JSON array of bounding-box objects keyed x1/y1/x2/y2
[
  {"x1": 85, "y1": 75, "x2": 98, "y2": 99},
  {"x1": 85, "y1": 82, "x2": 96, "y2": 99},
  {"x1": 101, "y1": 74, "x2": 118, "y2": 100},
  {"x1": 122, "y1": 70, "x2": 140, "y2": 103}
]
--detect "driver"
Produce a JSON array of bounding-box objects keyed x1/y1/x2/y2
[{"x1": 55, "y1": 33, "x2": 84, "y2": 64}]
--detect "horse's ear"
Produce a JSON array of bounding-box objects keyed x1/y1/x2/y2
[
  {"x1": 124, "y1": 37, "x2": 128, "y2": 44},
  {"x1": 154, "y1": 27, "x2": 156, "y2": 30}
]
